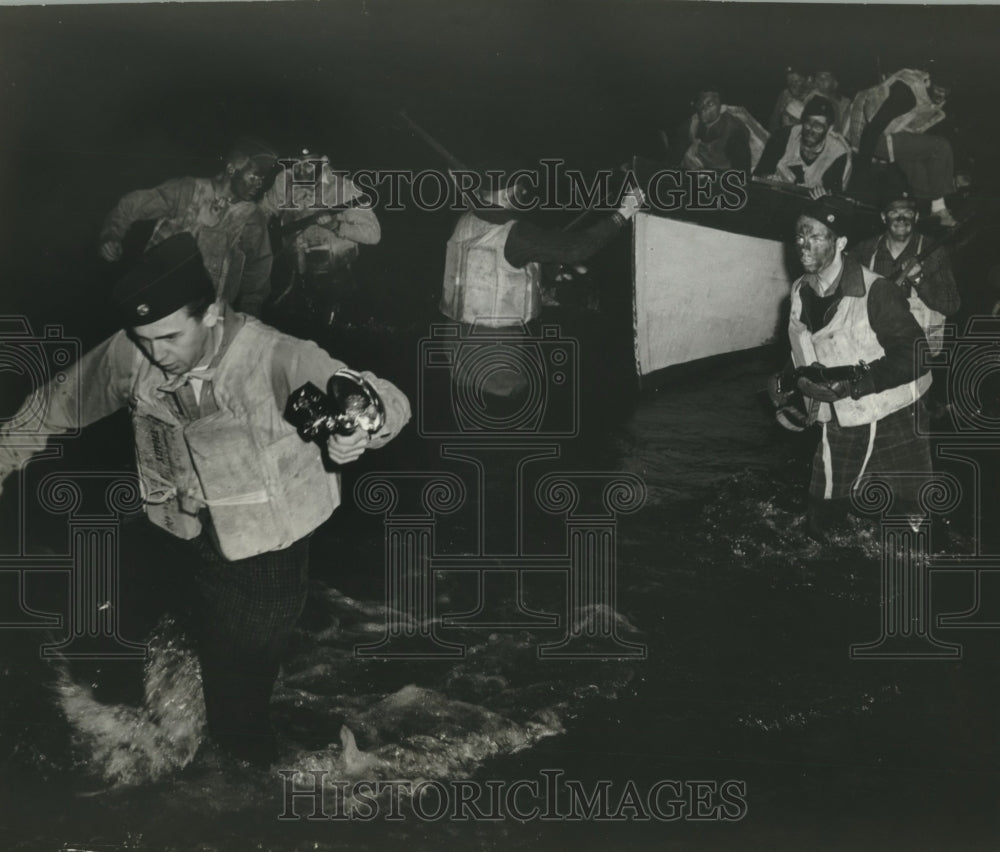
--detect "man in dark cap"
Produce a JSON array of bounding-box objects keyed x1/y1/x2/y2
[
  {"x1": 0, "y1": 233, "x2": 412, "y2": 764},
  {"x1": 812, "y1": 69, "x2": 851, "y2": 135},
  {"x1": 754, "y1": 95, "x2": 853, "y2": 196},
  {"x1": 850, "y1": 192, "x2": 960, "y2": 353},
  {"x1": 99, "y1": 138, "x2": 281, "y2": 316},
  {"x1": 772, "y1": 196, "x2": 932, "y2": 539}
]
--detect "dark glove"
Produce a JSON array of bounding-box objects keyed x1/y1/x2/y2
[{"x1": 797, "y1": 363, "x2": 853, "y2": 403}]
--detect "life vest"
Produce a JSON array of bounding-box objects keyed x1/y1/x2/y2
[
  {"x1": 130, "y1": 317, "x2": 342, "y2": 561},
  {"x1": 789, "y1": 261, "x2": 931, "y2": 427},
  {"x1": 440, "y1": 212, "x2": 541, "y2": 326},
  {"x1": 775, "y1": 125, "x2": 852, "y2": 190},
  {"x1": 722, "y1": 106, "x2": 770, "y2": 172},
  {"x1": 685, "y1": 107, "x2": 768, "y2": 172},
  {"x1": 147, "y1": 178, "x2": 261, "y2": 306},
  {"x1": 867, "y1": 236, "x2": 947, "y2": 355},
  {"x1": 845, "y1": 69, "x2": 946, "y2": 154}
]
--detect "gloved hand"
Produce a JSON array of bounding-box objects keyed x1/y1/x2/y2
[
  {"x1": 99, "y1": 240, "x2": 123, "y2": 262},
  {"x1": 776, "y1": 402, "x2": 809, "y2": 432},
  {"x1": 796, "y1": 363, "x2": 853, "y2": 402}
]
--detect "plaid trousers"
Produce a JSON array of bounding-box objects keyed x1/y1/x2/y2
[{"x1": 810, "y1": 401, "x2": 932, "y2": 516}]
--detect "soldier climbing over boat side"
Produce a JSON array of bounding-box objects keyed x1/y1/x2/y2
[
  {"x1": 844, "y1": 66, "x2": 963, "y2": 228},
  {"x1": 99, "y1": 138, "x2": 280, "y2": 317}
]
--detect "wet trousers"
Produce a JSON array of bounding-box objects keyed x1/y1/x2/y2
[
  {"x1": 809, "y1": 401, "x2": 932, "y2": 523},
  {"x1": 189, "y1": 532, "x2": 310, "y2": 761},
  {"x1": 118, "y1": 520, "x2": 310, "y2": 762}
]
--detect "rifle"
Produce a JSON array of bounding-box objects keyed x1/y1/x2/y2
[
  {"x1": 279, "y1": 201, "x2": 362, "y2": 239},
  {"x1": 887, "y1": 210, "x2": 985, "y2": 289},
  {"x1": 775, "y1": 363, "x2": 867, "y2": 395},
  {"x1": 398, "y1": 110, "x2": 472, "y2": 173},
  {"x1": 751, "y1": 177, "x2": 878, "y2": 213}
]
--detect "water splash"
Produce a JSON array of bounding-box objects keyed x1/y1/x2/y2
[{"x1": 53, "y1": 616, "x2": 206, "y2": 786}]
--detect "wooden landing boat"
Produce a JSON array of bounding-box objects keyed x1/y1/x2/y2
[{"x1": 629, "y1": 157, "x2": 879, "y2": 387}]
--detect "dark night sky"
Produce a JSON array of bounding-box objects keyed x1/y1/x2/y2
[{"x1": 1, "y1": 1, "x2": 998, "y2": 327}]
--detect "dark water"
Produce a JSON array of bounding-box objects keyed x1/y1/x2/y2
[{"x1": 3, "y1": 2, "x2": 1000, "y2": 850}]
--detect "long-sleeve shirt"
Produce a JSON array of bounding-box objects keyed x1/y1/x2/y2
[
  {"x1": 850, "y1": 233, "x2": 960, "y2": 316},
  {"x1": 794, "y1": 254, "x2": 928, "y2": 396},
  {"x1": 261, "y1": 170, "x2": 381, "y2": 260},
  {"x1": 856, "y1": 81, "x2": 964, "y2": 168},
  {"x1": 686, "y1": 112, "x2": 752, "y2": 173},
  {"x1": 100, "y1": 177, "x2": 273, "y2": 317},
  {"x1": 465, "y1": 209, "x2": 625, "y2": 269},
  {"x1": 0, "y1": 312, "x2": 411, "y2": 480}
]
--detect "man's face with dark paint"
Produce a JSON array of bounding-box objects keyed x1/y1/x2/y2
[
  {"x1": 228, "y1": 155, "x2": 276, "y2": 202},
  {"x1": 800, "y1": 115, "x2": 831, "y2": 148},
  {"x1": 882, "y1": 203, "x2": 918, "y2": 242},
  {"x1": 794, "y1": 215, "x2": 839, "y2": 274},
  {"x1": 696, "y1": 92, "x2": 722, "y2": 126}
]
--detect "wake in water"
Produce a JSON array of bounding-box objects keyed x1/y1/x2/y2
[
  {"x1": 42, "y1": 581, "x2": 640, "y2": 793},
  {"x1": 52, "y1": 616, "x2": 206, "y2": 786},
  {"x1": 272, "y1": 585, "x2": 637, "y2": 796}
]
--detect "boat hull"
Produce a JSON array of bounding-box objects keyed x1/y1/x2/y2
[{"x1": 632, "y1": 212, "x2": 793, "y2": 383}]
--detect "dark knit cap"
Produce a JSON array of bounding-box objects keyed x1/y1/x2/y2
[
  {"x1": 882, "y1": 191, "x2": 918, "y2": 212},
  {"x1": 801, "y1": 96, "x2": 837, "y2": 125},
  {"x1": 112, "y1": 233, "x2": 215, "y2": 327},
  {"x1": 801, "y1": 195, "x2": 853, "y2": 238}
]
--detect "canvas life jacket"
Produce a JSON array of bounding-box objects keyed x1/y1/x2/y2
[
  {"x1": 685, "y1": 107, "x2": 769, "y2": 172},
  {"x1": 775, "y1": 125, "x2": 852, "y2": 190},
  {"x1": 441, "y1": 212, "x2": 541, "y2": 326},
  {"x1": 845, "y1": 69, "x2": 946, "y2": 154},
  {"x1": 789, "y1": 261, "x2": 931, "y2": 427},
  {"x1": 130, "y1": 316, "x2": 342, "y2": 561},
  {"x1": 867, "y1": 235, "x2": 947, "y2": 355}
]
